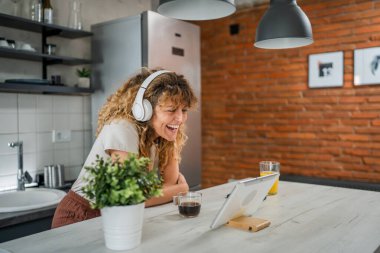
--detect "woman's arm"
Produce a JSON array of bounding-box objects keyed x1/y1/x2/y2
[
  {"x1": 146, "y1": 153, "x2": 189, "y2": 207},
  {"x1": 109, "y1": 149, "x2": 189, "y2": 207},
  {"x1": 145, "y1": 172, "x2": 188, "y2": 207},
  {"x1": 144, "y1": 181, "x2": 188, "y2": 207}
]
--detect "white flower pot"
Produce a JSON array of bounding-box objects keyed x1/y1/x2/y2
[
  {"x1": 101, "y1": 203, "x2": 145, "y2": 251},
  {"x1": 78, "y1": 77, "x2": 90, "y2": 88}
]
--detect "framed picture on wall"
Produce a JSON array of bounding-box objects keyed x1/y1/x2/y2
[
  {"x1": 354, "y1": 47, "x2": 380, "y2": 86},
  {"x1": 308, "y1": 51, "x2": 344, "y2": 88}
]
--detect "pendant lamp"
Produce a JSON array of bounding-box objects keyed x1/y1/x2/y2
[
  {"x1": 157, "y1": 0, "x2": 236, "y2": 21},
  {"x1": 254, "y1": 0, "x2": 313, "y2": 49}
]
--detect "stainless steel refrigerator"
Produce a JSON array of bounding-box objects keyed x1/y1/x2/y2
[{"x1": 91, "y1": 11, "x2": 201, "y2": 189}]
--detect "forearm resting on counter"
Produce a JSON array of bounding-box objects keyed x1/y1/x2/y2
[{"x1": 145, "y1": 182, "x2": 189, "y2": 207}]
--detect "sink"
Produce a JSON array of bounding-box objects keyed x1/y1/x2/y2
[{"x1": 0, "y1": 188, "x2": 66, "y2": 213}]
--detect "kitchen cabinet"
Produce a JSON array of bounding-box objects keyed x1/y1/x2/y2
[
  {"x1": 0, "y1": 13, "x2": 93, "y2": 95},
  {"x1": 0, "y1": 207, "x2": 54, "y2": 243}
]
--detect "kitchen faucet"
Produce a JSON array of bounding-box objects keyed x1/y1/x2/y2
[{"x1": 8, "y1": 141, "x2": 27, "y2": 191}]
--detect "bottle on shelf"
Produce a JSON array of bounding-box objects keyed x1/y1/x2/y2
[
  {"x1": 43, "y1": 0, "x2": 53, "y2": 24},
  {"x1": 68, "y1": 0, "x2": 83, "y2": 30},
  {"x1": 30, "y1": 0, "x2": 43, "y2": 22}
]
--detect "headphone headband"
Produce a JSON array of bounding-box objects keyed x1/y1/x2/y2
[
  {"x1": 132, "y1": 70, "x2": 171, "y2": 122},
  {"x1": 140, "y1": 70, "x2": 171, "y2": 89}
]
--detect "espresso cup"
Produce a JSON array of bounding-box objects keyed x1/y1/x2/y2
[{"x1": 174, "y1": 191, "x2": 202, "y2": 218}]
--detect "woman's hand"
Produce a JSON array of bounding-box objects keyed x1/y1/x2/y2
[
  {"x1": 145, "y1": 172, "x2": 189, "y2": 207},
  {"x1": 177, "y1": 172, "x2": 187, "y2": 185}
]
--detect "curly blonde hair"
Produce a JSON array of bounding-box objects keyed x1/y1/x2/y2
[{"x1": 96, "y1": 68, "x2": 197, "y2": 171}]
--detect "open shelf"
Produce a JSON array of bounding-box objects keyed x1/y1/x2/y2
[
  {"x1": 0, "y1": 82, "x2": 93, "y2": 95},
  {"x1": 0, "y1": 47, "x2": 91, "y2": 65},
  {"x1": 0, "y1": 13, "x2": 93, "y2": 96},
  {"x1": 0, "y1": 13, "x2": 92, "y2": 38}
]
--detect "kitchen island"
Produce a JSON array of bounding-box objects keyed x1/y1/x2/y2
[{"x1": 1, "y1": 181, "x2": 379, "y2": 253}]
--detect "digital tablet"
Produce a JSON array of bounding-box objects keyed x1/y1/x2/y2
[{"x1": 210, "y1": 173, "x2": 278, "y2": 229}]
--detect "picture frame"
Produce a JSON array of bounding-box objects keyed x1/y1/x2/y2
[
  {"x1": 354, "y1": 47, "x2": 380, "y2": 86},
  {"x1": 308, "y1": 51, "x2": 344, "y2": 88}
]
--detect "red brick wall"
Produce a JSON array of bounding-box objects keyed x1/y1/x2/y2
[{"x1": 198, "y1": 0, "x2": 380, "y2": 188}]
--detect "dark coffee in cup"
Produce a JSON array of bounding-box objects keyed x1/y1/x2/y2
[
  {"x1": 174, "y1": 191, "x2": 202, "y2": 218},
  {"x1": 178, "y1": 201, "x2": 201, "y2": 217}
]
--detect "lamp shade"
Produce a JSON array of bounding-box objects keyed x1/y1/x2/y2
[
  {"x1": 157, "y1": 0, "x2": 236, "y2": 21},
  {"x1": 254, "y1": 0, "x2": 313, "y2": 49}
]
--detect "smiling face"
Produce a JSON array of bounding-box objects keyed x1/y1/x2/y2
[{"x1": 151, "y1": 100, "x2": 189, "y2": 142}]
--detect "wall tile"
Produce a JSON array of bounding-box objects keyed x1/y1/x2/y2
[
  {"x1": 0, "y1": 134, "x2": 18, "y2": 155},
  {"x1": 0, "y1": 113, "x2": 18, "y2": 134},
  {"x1": 83, "y1": 113, "x2": 91, "y2": 131},
  {"x1": 69, "y1": 96, "x2": 83, "y2": 114},
  {"x1": 84, "y1": 147, "x2": 91, "y2": 160},
  {"x1": 23, "y1": 152, "x2": 37, "y2": 174},
  {"x1": 53, "y1": 113, "x2": 69, "y2": 130},
  {"x1": 54, "y1": 141, "x2": 70, "y2": 150},
  {"x1": 69, "y1": 148, "x2": 84, "y2": 167},
  {"x1": 69, "y1": 114, "x2": 84, "y2": 131},
  {"x1": 36, "y1": 132, "x2": 53, "y2": 152},
  {"x1": 18, "y1": 133, "x2": 37, "y2": 153},
  {"x1": 83, "y1": 96, "x2": 91, "y2": 114},
  {"x1": 36, "y1": 151, "x2": 54, "y2": 170},
  {"x1": 84, "y1": 130, "x2": 94, "y2": 148},
  {"x1": 0, "y1": 154, "x2": 17, "y2": 176},
  {"x1": 36, "y1": 113, "x2": 53, "y2": 132},
  {"x1": 53, "y1": 96, "x2": 69, "y2": 113},
  {"x1": 19, "y1": 113, "x2": 37, "y2": 133},
  {"x1": 0, "y1": 93, "x2": 17, "y2": 114},
  {"x1": 54, "y1": 148, "x2": 69, "y2": 165},
  {"x1": 36, "y1": 95, "x2": 53, "y2": 113},
  {"x1": 0, "y1": 153, "x2": 36, "y2": 186},
  {"x1": 68, "y1": 166, "x2": 82, "y2": 180},
  {"x1": 18, "y1": 94, "x2": 36, "y2": 114},
  {"x1": 63, "y1": 165, "x2": 72, "y2": 181},
  {"x1": 0, "y1": 174, "x2": 17, "y2": 190},
  {"x1": 70, "y1": 131, "x2": 83, "y2": 149}
]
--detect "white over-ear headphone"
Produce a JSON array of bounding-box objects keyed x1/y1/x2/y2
[{"x1": 132, "y1": 70, "x2": 171, "y2": 122}]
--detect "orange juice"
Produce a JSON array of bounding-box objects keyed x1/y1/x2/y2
[{"x1": 260, "y1": 171, "x2": 278, "y2": 195}]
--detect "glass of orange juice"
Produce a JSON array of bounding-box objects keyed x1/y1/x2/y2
[{"x1": 259, "y1": 161, "x2": 280, "y2": 195}]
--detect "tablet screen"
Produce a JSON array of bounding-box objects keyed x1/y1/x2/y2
[{"x1": 210, "y1": 173, "x2": 278, "y2": 229}]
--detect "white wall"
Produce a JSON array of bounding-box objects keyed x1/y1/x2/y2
[
  {"x1": 0, "y1": 93, "x2": 92, "y2": 189},
  {"x1": 0, "y1": 0, "x2": 153, "y2": 189}
]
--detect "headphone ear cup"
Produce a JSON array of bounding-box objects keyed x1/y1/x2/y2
[
  {"x1": 141, "y1": 99, "x2": 153, "y2": 121},
  {"x1": 132, "y1": 103, "x2": 144, "y2": 121}
]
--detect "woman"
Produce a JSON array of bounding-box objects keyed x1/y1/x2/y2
[{"x1": 52, "y1": 68, "x2": 197, "y2": 228}]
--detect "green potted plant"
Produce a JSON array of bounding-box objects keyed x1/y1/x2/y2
[
  {"x1": 76, "y1": 67, "x2": 91, "y2": 88},
  {"x1": 82, "y1": 154, "x2": 162, "y2": 250}
]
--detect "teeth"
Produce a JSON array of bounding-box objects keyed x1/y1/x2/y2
[{"x1": 167, "y1": 124, "x2": 179, "y2": 129}]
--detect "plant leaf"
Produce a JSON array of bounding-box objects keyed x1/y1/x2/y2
[{"x1": 82, "y1": 154, "x2": 163, "y2": 209}]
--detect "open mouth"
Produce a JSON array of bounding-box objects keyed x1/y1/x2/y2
[{"x1": 167, "y1": 124, "x2": 179, "y2": 131}]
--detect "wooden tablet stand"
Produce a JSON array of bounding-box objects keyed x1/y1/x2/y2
[{"x1": 226, "y1": 216, "x2": 270, "y2": 232}]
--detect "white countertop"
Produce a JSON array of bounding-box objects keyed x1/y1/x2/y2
[{"x1": 1, "y1": 181, "x2": 380, "y2": 253}]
